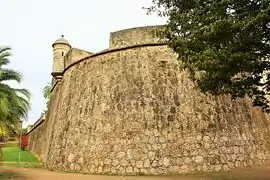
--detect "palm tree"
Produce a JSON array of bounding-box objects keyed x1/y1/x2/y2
[
  {"x1": 34, "y1": 83, "x2": 51, "y2": 124},
  {"x1": 0, "y1": 47, "x2": 31, "y2": 138},
  {"x1": 42, "y1": 83, "x2": 51, "y2": 109}
]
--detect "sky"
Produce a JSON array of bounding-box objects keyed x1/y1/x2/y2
[{"x1": 0, "y1": 0, "x2": 167, "y2": 127}]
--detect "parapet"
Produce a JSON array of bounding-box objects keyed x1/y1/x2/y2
[
  {"x1": 64, "y1": 48, "x2": 93, "y2": 69},
  {"x1": 109, "y1": 25, "x2": 164, "y2": 49},
  {"x1": 26, "y1": 113, "x2": 46, "y2": 135}
]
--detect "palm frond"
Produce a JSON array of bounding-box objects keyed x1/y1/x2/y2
[
  {"x1": 0, "y1": 68, "x2": 22, "y2": 83},
  {"x1": 0, "y1": 47, "x2": 11, "y2": 66},
  {"x1": 0, "y1": 95, "x2": 9, "y2": 118},
  {"x1": 15, "y1": 88, "x2": 31, "y2": 100},
  {"x1": 42, "y1": 83, "x2": 51, "y2": 100},
  {"x1": 0, "y1": 46, "x2": 31, "y2": 129}
]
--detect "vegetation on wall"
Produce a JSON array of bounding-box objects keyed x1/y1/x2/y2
[{"x1": 147, "y1": 0, "x2": 270, "y2": 111}]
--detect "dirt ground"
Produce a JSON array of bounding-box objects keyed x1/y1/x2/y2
[{"x1": 1, "y1": 161, "x2": 270, "y2": 180}]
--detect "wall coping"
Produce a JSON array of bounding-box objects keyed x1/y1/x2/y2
[
  {"x1": 26, "y1": 114, "x2": 46, "y2": 135},
  {"x1": 51, "y1": 79, "x2": 60, "y2": 93},
  {"x1": 62, "y1": 42, "x2": 167, "y2": 75},
  {"x1": 109, "y1": 25, "x2": 164, "y2": 35}
]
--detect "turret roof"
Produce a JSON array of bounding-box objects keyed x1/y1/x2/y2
[{"x1": 52, "y1": 35, "x2": 71, "y2": 47}]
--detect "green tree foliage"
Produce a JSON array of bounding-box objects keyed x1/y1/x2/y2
[
  {"x1": 42, "y1": 83, "x2": 51, "y2": 109},
  {"x1": 0, "y1": 47, "x2": 31, "y2": 137},
  {"x1": 147, "y1": 0, "x2": 270, "y2": 111},
  {"x1": 22, "y1": 128, "x2": 28, "y2": 136},
  {"x1": 35, "y1": 83, "x2": 51, "y2": 121}
]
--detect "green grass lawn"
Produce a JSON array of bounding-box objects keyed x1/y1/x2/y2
[{"x1": 2, "y1": 147, "x2": 39, "y2": 163}]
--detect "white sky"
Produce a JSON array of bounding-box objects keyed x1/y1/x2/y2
[{"x1": 0, "y1": 0, "x2": 167, "y2": 127}]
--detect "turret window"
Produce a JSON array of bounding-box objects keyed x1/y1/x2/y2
[{"x1": 62, "y1": 52, "x2": 64, "y2": 56}]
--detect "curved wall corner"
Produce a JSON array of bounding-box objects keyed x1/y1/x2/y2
[
  {"x1": 109, "y1": 25, "x2": 164, "y2": 49},
  {"x1": 43, "y1": 43, "x2": 270, "y2": 175}
]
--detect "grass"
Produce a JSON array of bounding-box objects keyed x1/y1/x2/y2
[
  {"x1": 2, "y1": 147, "x2": 39, "y2": 163},
  {"x1": 1, "y1": 146, "x2": 42, "y2": 169}
]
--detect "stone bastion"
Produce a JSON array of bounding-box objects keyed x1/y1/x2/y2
[{"x1": 27, "y1": 25, "x2": 270, "y2": 175}]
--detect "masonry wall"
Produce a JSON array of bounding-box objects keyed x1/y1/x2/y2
[
  {"x1": 28, "y1": 26, "x2": 270, "y2": 175},
  {"x1": 27, "y1": 82, "x2": 64, "y2": 164},
  {"x1": 64, "y1": 48, "x2": 92, "y2": 69},
  {"x1": 109, "y1": 25, "x2": 163, "y2": 48},
  {"x1": 28, "y1": 120, "x2": 46, "y2": 162}
]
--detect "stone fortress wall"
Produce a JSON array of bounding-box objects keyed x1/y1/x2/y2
[{"x1": 27, "y1": 25, "x2": 270, "y2": 175}]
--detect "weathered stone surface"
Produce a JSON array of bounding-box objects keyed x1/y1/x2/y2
[
  {"x1": 109, "y1": 25, "x2": 163, "y2": 49},
  {"x1": 78, "y1": 157, "x2": 84, "y2": 164},
  {"x1": 126, "y1": 167, "x2": 133, "y2": 173},
  {"x1": 120, "y1": 159, "x2": 128, "y2": 167},
  {"x1": 184, "y1": 157, "x2": 192, "y2": 164},
  {"x1": 148, "y1": 151, "x2": 155, "y2": 160},
  {"x1": 144, "y1": 159, "x2": 150, "y2": 168},
  {"x1": 127, "y1": 149, "x2": 133, "y2": 159},
  {"x1": 27, "y1": 25, "x2": 270, "y2": 175},
  {"x1": 68, "y1": 153, "x2": 74, "y2": 163},
  {"x1": 112, "y1": 159, "x2": 119, "y2": 167},
  {"x1": 116, "y1": 152, "x2": 126, "y2": 160},
  {"x1": 195, "y1": 156, "x2": 204, "y2": 164},
  {"x1": 163, "y1": 157, "x2": 170, "y2": 167},
  {"x1": 136, "y1": 161, "x2": 143, "y2": 168}
]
